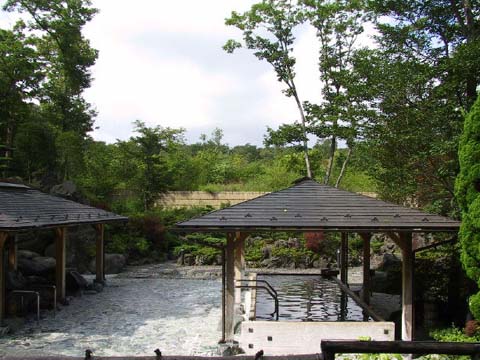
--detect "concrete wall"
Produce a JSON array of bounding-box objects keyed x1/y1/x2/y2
[
  {"x1": 156, "y1": 191, "x2": 269, "y2": 209},
  {"x1": 239, "y1": 320, "x2": 395, "y2": 355}
]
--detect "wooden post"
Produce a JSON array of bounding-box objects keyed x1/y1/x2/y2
[
  {"x1": 55, "y1": 228, "x2": 67, "y2": 303},
  {"x1": 340, "y1": 232, "x2": 348, "y2": 285},
  {"x1": 234, "y1": 232, "x2": 246, "y2": 306},
  {"x1": 225, "y1": 233, "x2": 235, "y2": 342},
  {"x1": 360, "y1": 233, "x2": 372, "y2": 306},
  {"x1": 401, "y1": 232, "x2": 414, "y2": 341},
  {"x1": 220, "y1": 247, "x2": 226, "y2": 343},
  {"x1": 95, "y1": 224, "x2": 105, "y2": 284},
  {"x1": 8, "y1": 235, "x2": 17, "y2": 271},
  {"x1": 0, "y1": 232, "x2": 8, "y2": 326}
]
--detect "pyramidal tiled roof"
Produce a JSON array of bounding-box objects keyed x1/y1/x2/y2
[
  {"x1": 0, "y1": 183, "x2": 127, "y2": 231},
  {"x1": 176, "y1": 179, "x2": 460, "y2": 232}
]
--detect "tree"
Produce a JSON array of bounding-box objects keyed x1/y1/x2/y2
[
  {"x1": 358, "y1": 0, "x2": 480, "y2": 210},
  {"x1": 455, "y1": 93, "x2": 480, "y2": 319},
  {"x1": 4, "y1": 0, "x2": 99, "y2": 181},
  {"x1": 301, "y1": 0, "x2": 371, "y2": 186},
  {"x1": 224, "y1": 0, "x2": 313, "y2": 178},
  {"x1": 118, "y1": 121, "x2": 185, "y2": 211},
  {"x1": 0, "y1": 25, "x2": 42, "y2": 174}
]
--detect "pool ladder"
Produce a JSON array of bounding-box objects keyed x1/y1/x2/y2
[{"x1": 236, "y1": 279, "x2": 279, "y2": 321}]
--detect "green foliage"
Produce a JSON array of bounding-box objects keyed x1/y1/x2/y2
[
  {"x1": 426, "y1": 326, "x2": 480, "y2": 360},
  {"x1": 455, "y1": 95, "x2": 480, "y2": 318}
]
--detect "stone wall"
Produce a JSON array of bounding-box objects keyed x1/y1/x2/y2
[{"x1": 156, "y1": 191, "x2": 269, "y2": 209}]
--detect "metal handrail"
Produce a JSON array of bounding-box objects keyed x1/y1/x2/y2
[
  {"x1": 10, "y1": 290, "x2": 40, "y2": 325},
  {"x1": 236, "y1": 279, "x2": 279, "y2": 321}
]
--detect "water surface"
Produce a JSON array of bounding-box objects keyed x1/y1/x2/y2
[
  {"x1": 255, "y1": 275, "x2": 368, "y2": 322},
  {"x1": 0, "y1": 277, "x2": 221, "y2": 357}
]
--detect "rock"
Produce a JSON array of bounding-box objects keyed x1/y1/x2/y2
[
  {"x1": 50, "y1": 180, "x2": 77, "y2": 197},
  {"x1": 287, "y1": 237, "x2": 300, "y2": 248},
  {"x1": 377, "y1": 253, "x2": 401, "y2": 272},
  {"x1": 18, "y1": 250, "x2": 40, "y2": 260},
  {"x1": 66, "y1": 270, "x2": 88, "y2": 293},
  {"x1": 274, "y1": 239, "x2": 288, "y2": 248},
  {"x1": 18, "y1": 254, "x2": 56, "y2": 276},
  {"x1": 183, "y1": 254, "x2": 195, "y2": 266},
  {"x1": 89, "y1": 253, "x2": 126, "y2": 274},
  {"x1": 6, "y1": 270, "x2": 27, "y2": 290},
  {"x1": 261, "y1": 245, "x2": 272, "y2": 259}
]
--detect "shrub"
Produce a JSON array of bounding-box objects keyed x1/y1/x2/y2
[{"x1": 455, "y1": 94, "x2": 480, "y2": 319}]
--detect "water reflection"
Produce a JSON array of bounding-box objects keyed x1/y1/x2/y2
[{"x1": 255, "y1": 275, "x2": 368, "y2": 322}]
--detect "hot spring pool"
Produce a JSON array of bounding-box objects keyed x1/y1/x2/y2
[{"x1": 255, "y1": 274, "x2": 369, "y2": 322}]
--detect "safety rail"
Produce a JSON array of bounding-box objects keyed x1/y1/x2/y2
[
  {"x1": 9, "y1": 290, "x2": 40, "y2": 325},
  {"x1": 321, "y1": 340, "x2": 480, "y2": 360},
  {"x1": 236, "y1": 279, "x2": 279, "y2": 321}
]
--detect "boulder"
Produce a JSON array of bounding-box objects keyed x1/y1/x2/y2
[
  {"x1": 261, "y1": 245, "x2": 272, "y2": 259},
  {"x1": 183, "y1": 253, "x2": 195, "y2": 266},
  {"x1": 50, "y1": 180, "x2": 77, "y2": 198},
  {"x1": 274, "y1": 239, "x2": 288, "y2": 248},
  {"x1": 89, "y1": 253, "x2": 126, "y2": 274},
  {"x1": 66, "y1": 270, "x2": 88, "y2": 293},
  {"x1": 18, "y1": 252, "x2": 56, "y2": 276},
  {"x1": 377, "y1": 253, "x2": 401, "y2": 272},
  {"x1": 287, "y1": 238, "x2": 300, "y2": 248}
]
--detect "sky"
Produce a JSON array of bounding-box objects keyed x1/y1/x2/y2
[{"x1": 0, "y1": 1, "x2": 375, "y2": 146}]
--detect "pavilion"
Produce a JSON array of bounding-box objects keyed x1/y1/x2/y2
[
  {"x1": 176, "y1": 178, "x2": 461, "y2": 345},
  {"x1": 0, "y1": 182, "x2": 127, "y2": 325}
]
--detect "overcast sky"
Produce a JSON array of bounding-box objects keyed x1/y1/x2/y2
[{"x1": 1, "y1": 1, "x2": 374, "y2": 146}]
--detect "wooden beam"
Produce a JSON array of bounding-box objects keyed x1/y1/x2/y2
[
  {"x1": 7, "y1": 235, "x2": 17, "y2": 271},
  {"x1": 234, "y1": 232, "x2": 246, "y2": 305},
  {"x1": 95, "y1": 224, "x2": 105, "y2": 284},
  {"x1": 0, "y1": 232, "x2": 8, "y2": 326},
  {"x1": 360, "y1": 233, "x2": 372, "y2": 311},
  {"x1": 400, "y1": 232, "x2": 414, "y2": 341},
  {"x1": 225, "y1": 233, "x2": 235, "y2": 342},
  {"x1": 340, "y1": 232, "x2": 348, "y2": 285},
  {"x1": 386, "y1": 232, "x2": 406, "y2": 251},
  {"x1": 55, "y1": 228, "x2": 67, "y2": 303}
]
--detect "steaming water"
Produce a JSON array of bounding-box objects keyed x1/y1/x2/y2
[
  {"x1": 255, "y1": 275, "x2": 368, "y2": 321},
  {"x1": 0, "y1": 278, "x2": 221, "y2": 357}
]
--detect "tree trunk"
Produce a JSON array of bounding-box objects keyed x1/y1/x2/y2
[
  {"x1": 335, "y1": 146, "x2": 353, "y2": 188},
  {"x1": 324, "y1": 136, "x2": 336, "y2": 184},
  {"x1": 293, "y1": 94, "x2": 312, "y2": 178}
]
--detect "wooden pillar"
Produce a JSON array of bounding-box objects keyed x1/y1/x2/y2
[
  {"x1": 225, "y1": 233, "x2": 235, "y2": 342},
  {"x1": 0, "y1": 233, "x2": 8, "y2": 326},
  {"x1": 360, "y1": 233, "x2": 372, "y2": 306},
  {"x1": 55, "y1": 228, "x2": 67, "y2": 303},
  {"x1": 95, "y1": 224, "x2": 105, "y2": 284},
  {"x1": 401, "y1": 232, "x2": 414, "y2": 341},
  {"x1": 234, "y1": 232, "x2": 246, "y2": 305},
  {"x1": 340, "y1": 232, "x2": 348, "y2": 285},
  {"x1": 8, "y1": 235, "x2": 17, "y2": 271},
  {"x1": 220, "y1": 247, "x2": 226, "y2": 343}
]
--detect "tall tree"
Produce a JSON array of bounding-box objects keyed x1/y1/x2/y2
[
  {"x1": 455, "y1": 93, "x2": 480, "y2": 319},
  {"x1": 359, "y1": 0, "x2": 480, "y2": 210},
  {"x1": 224, "y1": 0, "x2": 313, "y2": 178},
  {"x1": 301, "y1": 0, "x2": 370, "y2": 186},
  {"x1": 118, "y1": 121, "x2": 185, "y2": 211},
  {"x1": 0, "y1": 25, "x2": 42, "y2": 174},
  {"x1": 4, "y1": 0, "x2": 99, "y2": 181}
]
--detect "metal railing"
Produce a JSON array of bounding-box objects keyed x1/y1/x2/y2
[{"x1": 236, "y1": 279, "x2": 279, "y2": 321}]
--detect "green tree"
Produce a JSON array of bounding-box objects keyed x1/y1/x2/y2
[
  {"x1": 4, "y1": 0, "x2": 99, "y2": 181},
  {"x1": 301, "y1": 0, "x2": 371, "y2": 186},
  {"x1": 224, "y1": 0, "x2": 313, "y2": 178},
  {"x1": 455, "y1": 94, "x2": 480, "y2": 319},
  {"x1": 0, "y1": 25, "x2": 42, "y2": 174},
  {"x1": 118, "y1": 121, "x2": 185, "y2": 211},
  {"x1": 357, "y1": 0, "x2": 480, "y2": 210}
]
